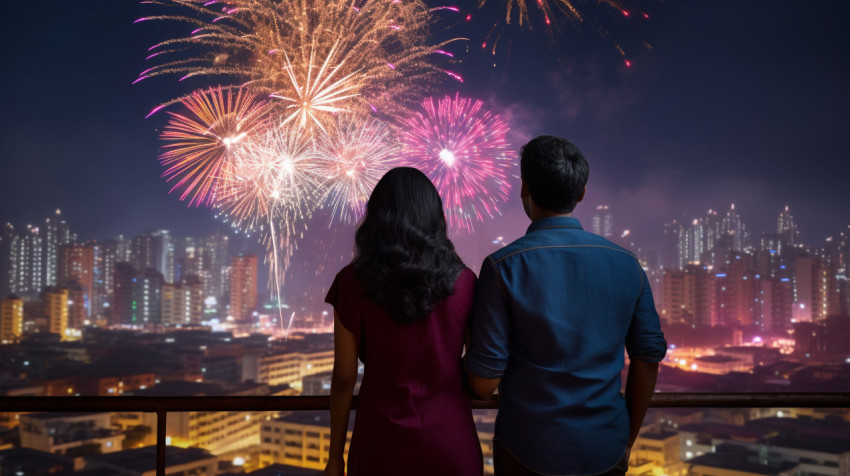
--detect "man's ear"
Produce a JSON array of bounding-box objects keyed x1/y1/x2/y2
[
  {"x1": 577, "y1": 186, "x2": 586, "y2": 203},
  {"x1": 520, "y1": 179, "x2": 529, "y2": 198}
]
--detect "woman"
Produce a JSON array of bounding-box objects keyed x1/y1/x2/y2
[{"x1": 323, "y1": 167, "x2": 482, "y2": 476}]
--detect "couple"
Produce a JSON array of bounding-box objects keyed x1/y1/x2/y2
[{"x1": 323, "y1": 136, "x2": 668, "y2": 476}]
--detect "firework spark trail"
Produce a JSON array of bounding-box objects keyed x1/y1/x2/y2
[
  {"x1": 476, "y1": 0, "x2": 647, "y2": 65},
  {"x1": 315, "y1": 116, "x2": 400, "y2": 225},
  {"x1": 214, "y1": 124, "x2": 323, "y2": 292},
  {"x1": 159, "y1": 86, "x2": 270, "y2": 207},
  {"x1": 400, "y1": 94, "x2": 514, "y2": 232},
  {"x1": 136, "y1": 0, "x2": 463, "y2": 125}
]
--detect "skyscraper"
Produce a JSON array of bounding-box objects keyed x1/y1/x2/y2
[
  {"x1": 10, "y1": 225, "x2": 43, "y2": 299},
  {"x1": 43, "y1": 287, "x2": 69, "y2": 340},
  {"x1": 592, "y1": 205, "x2": 614, "y2": 238},
  {"x1": 777, "y1": 205, "x2": 800, "y2": 248},
  {"x1": 230, "y1": 255, "x2": 258, "y2": 322},
  {"x1": 162, "y1": 275, "x2": 204, "y2": 325},
  {"x1": 721, "y1": 203, "x2": 750, "y2": 252},
  {"x1": 0, "y1": 294, "x2": 23, "y2": 344},
  {"x1": 58, "y1": 243, "x2": 95, "y2": 319},
  {"x1": 42, "y1": 209, "x2": 75, "y2": 288},
  {"x1": 131, "y1": 230, "x2": 174, "y2": 283},
  {"x1": 203, "y1": 233, "x2": 230, "y2": 301}
]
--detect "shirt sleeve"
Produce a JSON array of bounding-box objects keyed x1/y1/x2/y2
[
  {"x1": 625, "y1": 268, "x2": 667, "y2": 363},
  {"x1": 325, "y1": 267, "x2": 362, "y2": 345},
  {"x1": 464, "y1": 256, "x2": 511, "y2": 379}
]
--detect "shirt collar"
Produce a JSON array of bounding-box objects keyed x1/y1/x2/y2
[{"x1": 526, "y1": 216, "x2": 583, "y2": 234}]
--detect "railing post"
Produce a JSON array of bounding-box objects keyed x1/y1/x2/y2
[{"x1": 156, "y1": 408, "x2": 166, "y2": 476}]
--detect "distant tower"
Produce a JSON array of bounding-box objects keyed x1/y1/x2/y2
[
  {"x1": 43, "y1": 287, "x2": 69, "y2": 340},
  {"x1": 1, "y1": 294, "x2": 23, "y2": 344},
  {"x1": 10, "y1": 225, "x2": 43, "y2": 298},
  {"x1": 131, "y1": 230, "x2": 174, "y2": 283},
  {"x1": 721, "y1": 203, "x2": 750, "y2": 251},
  {"x1": 203, "y1": 233, "x2": 230, "y2": 301},
  {"x1": 162, "y1": 275, "x2": 204, "y2": 325},
  {"x1": 592, "y1": 205, "x2": 614, "y2": 238},
  {"x1": 42, "y1": 209, "x2": 75, "y2": 287},
  {"x1": 230, "y1": 255, "x2": 258, "y2": 322},
  {"x1": 777, "y1": 205, "x2": 799, "y2": 248},
  {"x1": 0, "y1": 224, "x2": 14, "y2": 299},
  {"x1": 58, "y1": 243, "x2": 95, "y2": 320}
]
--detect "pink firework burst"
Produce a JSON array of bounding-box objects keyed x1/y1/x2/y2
[
  {"x1": 159, "y1": 87, "x2": 270, "y2": 208},
  {"x1": 400, "y1": 93, "x2": 514, "y2": 232}
]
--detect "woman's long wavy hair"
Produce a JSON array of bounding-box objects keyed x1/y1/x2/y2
[{"x1": 353, "y1": 167, "x2": 465, "y2": 324}]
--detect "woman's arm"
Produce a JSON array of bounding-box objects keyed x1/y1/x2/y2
[{"x1": 324, "y1": 311, "x2": 358, "y2": 476}]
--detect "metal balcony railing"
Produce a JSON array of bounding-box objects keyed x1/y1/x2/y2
[{"x1": 2, "y1": 393, "x2": 849, "y2": 476}]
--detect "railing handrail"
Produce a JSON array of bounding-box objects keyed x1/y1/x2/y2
[
  {"x1": 3, "y1": 393, "x2": 849, "y2": 476},
  {"x1": 3, "y1": 392, "x2": 850, "y2": 412}
]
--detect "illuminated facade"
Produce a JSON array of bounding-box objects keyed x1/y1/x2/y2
[
  {"x1": 58, "y1": 243, "x2": 95, "y2": 323},
  {"x1": 258, "y1": 412, "x2": 351, "y2": 470},
  {"x1": 130, "y1": 230, "x2": 174, "y2": 283},
  {"x1": 0, "y1": 294, "x2": 23, "y2": 344},
  {"x1": 43, "y1": 287, "x2": 69, "y2": 340},
  {"x1": 19, "y1": 412, "x2": 123, "y2": 456},
  {"x1": 230, "y1": 254, "x2": 258, "y2": 322},
  {"x1": 10, "y1": 225, "x2": 43, "y2": 298},
  {"x1": 162, "y1": 275, "x2": 204, "y2": 325},
  {"x1": 242, "y1": 349, "x2": 334, "y2": 390},
  {"x1": 42, "y1": 209, "x2": 74, "y2": 288},
  {"x1": 592, "y1": 205, "x2": 614, "y2": 238}
]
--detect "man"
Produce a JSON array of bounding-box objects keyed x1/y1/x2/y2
[{"x1": 465, "y1": 135, "x2": 667, "y2": 476}]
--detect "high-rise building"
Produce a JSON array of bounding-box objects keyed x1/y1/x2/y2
[
  {"x1": 720, "y1": 203, "x2": 750, "y2": 252},
  {"x1": 10, "y1": 225, "x2": 43, "y2": 299},
  {"x1": 661, "y1": 220, "x2": 682, "y2": 271},
  {"x1": 203, "y1": 233, "x2": 230, "y2": 301},
  {"x1": 162, "y1": 275, "x2": 204, "y2": 325},
  {"x1": 777, "y1": 205, "x2": 800, "y2": 248},
  {"x1": 591, "y1": 205, "x2": 613, "y2": 238},
  {"x1": 660, "y1": 264, "x2": 716, "y2": 327},
  {"x1": 0, "y1": 224, "x2": 14, "y2": 299},
  {"x1": 131, "y1": 230, "x2": 174, "y2": 283},
  {"x1": 43, "y1": 287, "x2": 69, "y2": 339},
  {"x1": 758, "y1": 277, "x2": 793, "y2": 332},
  {"x1": 42, "y1": 209, "x2": 75, "y2": 288},
  {"x1": 715, "y1": 252, "x2": 758, "y2": 327},
  {"x1": 111, "y1": 263, "x2": 164, "y2": 326},
  {"x1": 0, "y1": 294, "x2": 23, "y2": 344},
  {"x1": 229, "y1": 255, "x2": 257, "y2": 321},
  {"x1": 58, "y1": 243, "x2": 95, "y2": 319}
]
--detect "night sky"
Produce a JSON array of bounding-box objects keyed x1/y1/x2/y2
[{"x1": 2, "y1": 1, "x2": 849, "y2": 301}]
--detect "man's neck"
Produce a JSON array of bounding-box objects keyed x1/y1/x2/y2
[{"x1": 530, "y1": 208, "x2": 572, "y2": 222}]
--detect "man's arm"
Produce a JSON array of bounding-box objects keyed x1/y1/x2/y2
[
  {"x1": 468, "y1": 374, "x2": 500, "y2": 400},
  {"x1": 624, "y1": 359, "x2": 659, "y2": 448},
  {"x1": 465, "y1": 257, "x2": 510, "y2": 399}
]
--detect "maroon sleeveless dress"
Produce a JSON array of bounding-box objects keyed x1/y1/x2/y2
[{"x1": 325, "y1": 264, "x2": 482, "y2": 476}]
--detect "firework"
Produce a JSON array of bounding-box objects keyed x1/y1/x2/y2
[
  {"x1": 159, "y1": 86, "x2": 270, "y2": 207},
  {"x1": 476, "y1": 0, "x2": 646, "y2": 64},
  {"x1": 315, "y1": 115, "x2": 400, "y2": 224},
  {"x1": 400, "y1": 94, "x2": 514, "y2": 232},
  {"x1": 136, "y1": 0, "x2": 461, "y2": 127}
]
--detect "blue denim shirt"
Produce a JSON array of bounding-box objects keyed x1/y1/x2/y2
[{"x1": 465, "y1": 217, "x2": 667, "y2": 475}]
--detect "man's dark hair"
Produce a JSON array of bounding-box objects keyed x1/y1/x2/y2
[{"x1": 520, "y1": 135, "x2": 589, "y2": 214}]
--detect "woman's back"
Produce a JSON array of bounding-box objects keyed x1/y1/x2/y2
[{"x1": 326, "y1": 264, "x2": 481, "y2": 476}]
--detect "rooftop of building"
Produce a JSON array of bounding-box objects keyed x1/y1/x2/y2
[
  {"x1": 687, "y1": 444, "x2": 799, "y2": 475},
  {"x1": 640, "y1": 429, "x2": 679, "y2": 441},
  {"x1": 22, "y1": 411, "x2": 103, "y2": 420},
  {"x1": 0, "y1": 447, "x2": 75, "y2": 473},
  {"x1": 84, "y1": 445, "x2": 214, "y2": 472},
  {"x1": 695, "y1": 354, "x2": 741, "y2": 363},
  {"x1": 239, "y1": 463, "x2": 321, "y2": 476}
]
